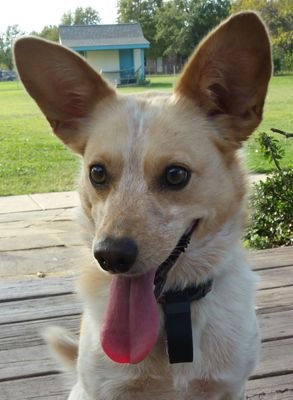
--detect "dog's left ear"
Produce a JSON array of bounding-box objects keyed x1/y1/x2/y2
[
  {"x1": 14, "y1": 37, "x2": 115, "y2": 154},
  {"x1": 175, "y1": 12, "x2": 272, "y2": 145}
]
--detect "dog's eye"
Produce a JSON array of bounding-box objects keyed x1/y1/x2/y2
[
  {"x1": 163, "y1": 165, "x2": 190, "y2": 189},
  {"x1": 89, "y1": 164, "x2": 107, "y2": 186}
]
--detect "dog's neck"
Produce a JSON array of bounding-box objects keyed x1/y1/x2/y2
[{"x1": 164, "y1": 211, "x2": 244, "y2": 290}]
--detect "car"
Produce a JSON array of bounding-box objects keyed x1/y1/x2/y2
[{"x1": 0, "y1": 70, "x2": 17, "y2": 81}]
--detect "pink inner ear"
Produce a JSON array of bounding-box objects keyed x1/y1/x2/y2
[
  {"x1": 60, "y1": 90, "x2": 90, "y2": 119},
  {"x1": 207, "y1": 82, "x2": 231, "y2": 116}
]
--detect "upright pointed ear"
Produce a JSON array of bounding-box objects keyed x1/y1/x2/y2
[
  {"x1": 175, "y1": 12, "x2": 272, "y2": 146},
  {"x1": 14, "y1": 37, "x2": 115, "y2": 153}
]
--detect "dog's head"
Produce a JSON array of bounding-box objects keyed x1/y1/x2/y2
[{"x1": 14, "y1": 12, "x2": 271, "y2": 283}]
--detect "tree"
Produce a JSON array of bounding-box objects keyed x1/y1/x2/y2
[
  {"x1": 61, "y1": 7, "x2": 101, "y2": 25},
  {"x1": 187, "y1": 0, "x2": 231, "y2": 51},
  {"x1": 155, "y1": 0, "x2": 190, "y2": 58},
  {"x1": 31, "y1": 25, "x2": 59, "y2": 42},
  {"x1": 232, "y1": 0, "x2": 292, "y2": 37},
  {"x1": 155, "y1": 0, "x2": 231, "y2": 59},
  {"x1": 232, "y1": 0, "x2": 293, "y2": 72},
  {"x1": 0, "y1": 25, "x2": 24, "y2": 70},
  {"x1": 118, "y1": 0, "x2": 163, "y2": 57},
  {"x1": 117, "y1": 1, "x2": 231, "y2": 59}
]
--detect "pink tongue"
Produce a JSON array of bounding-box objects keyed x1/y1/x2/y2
[{"x1": 100, "y1": 270, "x2": 160, "y2": 364}]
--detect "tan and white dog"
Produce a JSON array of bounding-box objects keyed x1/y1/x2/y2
[{"x1": 14, "y1": 12, "x2": 272, "y2": 400}]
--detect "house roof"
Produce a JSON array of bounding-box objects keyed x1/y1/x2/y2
[{"x1": 59, "y1": 23, "x2": 150, "y2": 50}]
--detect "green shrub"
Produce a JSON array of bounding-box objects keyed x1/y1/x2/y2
[
  {"x1": 245, "y1": 130, "x2": 293, "y2": 249},
  {"x1": 245, "y1": 169, "x2": 293, "y2": 249}
]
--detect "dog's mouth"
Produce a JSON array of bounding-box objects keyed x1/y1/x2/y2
[{"x1": 100, "y1": 219, "x2": 200, "y2": 365}]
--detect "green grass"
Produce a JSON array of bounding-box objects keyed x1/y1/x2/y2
[
  {"x1": 118, "y1": 75, "x2": 176, "y2": 93},
  {"x1": 0, "y1": 75, "x2": 292, "y2": 195},
  {"x1": 0, "y1": 82, "x2": 79, "y2": 195},
  {"x1": 245, "y1": 75, "x2": 293, "y2": 172}
]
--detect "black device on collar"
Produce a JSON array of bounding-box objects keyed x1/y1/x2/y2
[
  {"x1": 153, "y1": 219, "x2": 213, "y2": 364},
  {"x1": 160, "y1": 280, "x2": 212, "y2": 364}
]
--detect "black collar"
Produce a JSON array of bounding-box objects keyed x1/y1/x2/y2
[
  {"x1": 160, "y1": 279, "x2": 213, "y2": 364},
  {"x1": 158, "y1": 279, "x2": 213, "y2": 305},
  {"x1": 153, "y1": 220, "x2": 213, "y2": 364}
]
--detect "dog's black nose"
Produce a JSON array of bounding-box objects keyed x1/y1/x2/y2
[{"x1": 94, "y1": 237, "x2": 138, "y2": 273}]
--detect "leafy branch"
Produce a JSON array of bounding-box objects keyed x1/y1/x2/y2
[
  {"x1": 270, "y1": 128, "x2": 293, "y2": 138},
  {"x1": 256, "y1": 131, "x2": 285, "y2": 172}
]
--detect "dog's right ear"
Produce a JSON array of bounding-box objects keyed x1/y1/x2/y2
[
  {"x1": 175, "y1": 12, "x2": 272, "y2": 147},
  {"x1": 14, "y1": 37, "x2": 115, "y2": 153}
]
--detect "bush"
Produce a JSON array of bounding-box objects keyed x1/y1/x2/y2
[
  {"x1": 245, "y1": 169, "x2": 293, "y2": 249},
  {"x1": 245, "y1": 130, "x2": 293, "y2": 249},
  {"x1": 272, "y1": 46, "x2": 293, "y2": 75}
]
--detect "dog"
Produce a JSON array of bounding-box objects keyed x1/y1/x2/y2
[{"x1": 14, "y1": 11, "x2": 272, "y2": 400}]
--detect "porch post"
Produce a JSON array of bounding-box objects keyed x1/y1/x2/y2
[{"x1": 140, "y1": 48, "x2": 145, "y2": 81}]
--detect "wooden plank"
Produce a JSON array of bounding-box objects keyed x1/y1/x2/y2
[
  {"x1": 248, "y1": 247, "x2": 293, "y2": 270},
  {"x1": 0, "y1": 315, "x2": 80, "y2": 351},
  {"x1": 1, "y1": 299, "x2": 292, "y2": 351},
  {"x1": 247, "y1": 374, "x2": 293, "y2": 399},
  {"x1": 1, "y1": 372, "x2": 292, "y2": 400},
  {"x1": 0, "y1": 275, "x2": 76, "y2": 302},
  {"x1": 1, "y1": 308, "x2": 292, "y2": 383},
  {"x1": 0, "y1": 316, "x2": 79, "y2": 381},
  {"x1": 0, "y1": 195, "x2": 41, "y2": 214},
  {"x1": 0, "y1": 230, "x2": 82, "y2": 251},
  {"x1": 1, "y1": 337, "x2": 293, "y2": 395},
  {"x1": 0, "y1": 344, "x2": 58, "y2": 381},
  {"x1": 0, "y1": 303, "x2": 292, "y2": 352},
  {"x1": 259, "y1": 309, "x2": 293, "y2": 342},
  {"x1": 0, "y1": 319, "x2": 79, "y2": 381},
  {"x1": 2, "y1": 279, "x2": 291, "y2": 325},
  {"x1": 1, "y1": 336, "x2": 293, "y2": 392},
  {"x1": 1, "y1": 258, "x2": 292, "y2": 300},
  {"x1": 30, "y1": 191, "x2": 78, "y2": 211},
  {"x1": 0, "y1": 209, "x2": 81, "y2": 251},
  {"x1": 0, "y1": 246, "x2": 92, "y2": 278},
  {"x1": 252, "y1": 338, "x2": 293, "y2": 379},
  {"x1": 0, "y1": 208, "x2": 74, "y2": 224},
  {"x1": 256, "y1": 286, "x2": 293, "y2": 314},
  {"x1": 0, "y1": 219, "x2": 77, "y2": 237},
  {"x1": 257, "y1": 265, "x2": 293, "y2": 290},
  {"x1": 0, "y1": 293, "x2": 82, "y2": 324},
  {"x1": 0, "y1": 373, "x2": 69, "y2": 400}
]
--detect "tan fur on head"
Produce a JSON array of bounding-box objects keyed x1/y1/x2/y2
[{"x1": 14, "y1": 11, "x2": 272, "y2": 400}]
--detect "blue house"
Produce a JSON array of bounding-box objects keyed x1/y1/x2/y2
[{"x1": 59, "y1": 23, "x2": 150, "y2": 85}]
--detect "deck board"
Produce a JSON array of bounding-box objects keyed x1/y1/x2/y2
[
  {"x1": 247, "y1": 374, "x2": 293, "y2": 399},
  {"x1": 0, "y1": 373, "x2": 70, "y2": 400},
  {"x1": 0, "y1": 293, "x2": 81, "y2": 325},
  {"x1": 1, "y1": 244, "x2": 292, "y2": 399}
]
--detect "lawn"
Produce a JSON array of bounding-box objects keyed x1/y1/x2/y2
[{"x1": 0, "y1": 75, "x2": 292, "y2": 195}]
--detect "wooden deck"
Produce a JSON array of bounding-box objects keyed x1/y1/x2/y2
[{"x1": 0, "y1": 204, "x2": 293, "y2": 399}]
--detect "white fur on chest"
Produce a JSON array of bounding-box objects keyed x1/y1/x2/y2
[{"x1": 76, "y1": 247, "x2": 259, "y2": 400}]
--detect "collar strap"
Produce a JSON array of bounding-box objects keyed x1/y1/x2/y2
[
  {"x1": 154, "y1": 219, "x2": 200, "y2": 300},
  {"x1": 160, "y1": 279, "x2": 213, "y2": 364},
  {"x1": 158, "y1": 278, "x2": 213, "y2": 304}
]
